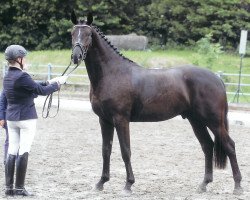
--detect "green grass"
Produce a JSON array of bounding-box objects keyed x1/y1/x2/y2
[
  {"x1": 123, "y1": 50, "x2": 250, "y2": 73},
  {"x1": 0, "y1": 50, "x2": 72, "y2": 66},
  {"x1": 1, "y1": 49, "x2": 250, "y2": 102},
  {"x1": 1, "y1": 49, "x2": 249, "y2": 72}
]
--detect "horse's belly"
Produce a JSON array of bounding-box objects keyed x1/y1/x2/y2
[
  {"x1": 131, "y1": 115, "x2": 176, "y2": 122},
  {"x1": 130, "y1": 106, "x2": 181, "y2": 122}
]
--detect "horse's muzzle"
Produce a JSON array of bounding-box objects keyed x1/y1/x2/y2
[
  {"x1": 72, "y1": 45, "x2": 89, "y2": 64},
  {"x1": 72, "y1": 54, "x2": 82, "y2": 64}
]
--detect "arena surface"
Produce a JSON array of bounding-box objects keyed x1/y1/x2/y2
[{"x1": 0, "y1": 104, "x2": 250, "y2": 199}]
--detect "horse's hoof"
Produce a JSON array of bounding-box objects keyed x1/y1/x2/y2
[
  {"x1": 197, "y1": 185, "x2": 207, "y2": 193},
  {"x1": 94, "y1": 183, "x2": 104, "y2": 191},
  {"x1": 233, "y1": 186, "x2": 243, "y2": 195},
  {"x1": 121, "y1": 188, "x2": 132, "y2": 196}
]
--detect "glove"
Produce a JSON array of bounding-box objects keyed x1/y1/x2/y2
[
  {"x1": 56, "y1": 75, "x2": 68, "y2": 85},
  {"x1": 47, "y1": 75, "x2": 68, "y2": 85}
]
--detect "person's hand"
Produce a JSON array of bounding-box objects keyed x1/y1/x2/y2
[
  {"x1": 47, "y1": 77, "x2": 58, "y2": 84},
  {"x1": 0, "y1": 120, "x2": 5, "y2": 128},
  {"x1": 47, "y1": 75, "x2": 68, "y2": 85},
  {"x1": 56, "y1": 75, "x2": 68, "y2": 85}
]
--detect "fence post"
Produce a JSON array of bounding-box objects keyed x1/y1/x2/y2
[{"x1": 48, "y1": 63, "x2": 52, "y2": 80}]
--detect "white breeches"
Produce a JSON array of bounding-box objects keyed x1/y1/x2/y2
[{"x1": 7, "y1": 119, "x2": 37, "y2": 155}]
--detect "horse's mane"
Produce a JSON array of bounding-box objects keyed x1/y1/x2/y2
[{"x1": 92, "y1": 25, "x2": 134, "y2": 63}]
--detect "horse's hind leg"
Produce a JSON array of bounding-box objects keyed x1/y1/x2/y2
[
  {"x1": 188, "y1": 117, "x2": 214, "y2": 193},
  {"x1": 95, "y1": 118, "x2": 114, "y2": 191},
  {"x1": 209, "y1": 124, "x2": 243, "y2": 195}
]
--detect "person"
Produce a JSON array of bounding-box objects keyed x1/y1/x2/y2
[
  {"x1": 3, "y1": 44, "x2": 68, "y2": 196},
  {"x1": 0, "y1": 91, "x2": 8, "y2": 165}
]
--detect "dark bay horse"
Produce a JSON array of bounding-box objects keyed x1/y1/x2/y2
[{"x1": 70, "y1": 11, "x2": 242, "y2": 195}]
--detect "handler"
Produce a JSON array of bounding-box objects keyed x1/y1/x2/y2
[
  {"x1": 3, "y1": 44, "x2": 68, "y2": 196},
  {"x1": 0, "y1": 91, "x2": 8, "y2": 165}
]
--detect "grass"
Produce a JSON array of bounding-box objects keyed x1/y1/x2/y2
[
  {"x1": 1, "y1": 49, "x2": 250, "y2": 102},
  {"x1": 1, "y1": 49, "x2": 249, "y2": 72}
]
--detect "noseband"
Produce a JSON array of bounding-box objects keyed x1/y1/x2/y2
[{"x1": 72, "y1": 43, "x2": 88, "y2": 61}]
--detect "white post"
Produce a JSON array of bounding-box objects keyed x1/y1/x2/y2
[{"x1": 48, "y1": 63, "x2": 52, "y2": 80}]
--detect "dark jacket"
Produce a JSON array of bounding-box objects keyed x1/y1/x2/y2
[
  {"x1": 0, "y1": 91, "x2": 7, "y2": 129},
  {"x1": 3, "y1": 67, "x2": 59, "y2": 121}
]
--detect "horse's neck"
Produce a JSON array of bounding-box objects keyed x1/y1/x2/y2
[{"x1": 84, "y1": 28, "x2": 125, "y2": 89}]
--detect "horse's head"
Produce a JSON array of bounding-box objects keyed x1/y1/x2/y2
[{"x1": 71, "y1": 11, "x2": 93, "y2": 65}]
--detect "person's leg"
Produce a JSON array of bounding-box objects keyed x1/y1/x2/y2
[
  {"x1": 5, "y1": 121, "x2": 20, "y2": 196},
  {"x1": 5, "y1": 154, "x2": 15, "y2": 196},
  {"x1": 18, "y1": 119, "x2": 36, "y2": 155},
  {"x1": 15, "y1": 119, "x2": 36, "y2": 196},
  {"x1": 6, "y1": 121, "x2": 20, "y2": 155}
]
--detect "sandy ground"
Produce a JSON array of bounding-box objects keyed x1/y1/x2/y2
[{"x1": 0, "y1": 107, "x2": 250, "y2": 200}]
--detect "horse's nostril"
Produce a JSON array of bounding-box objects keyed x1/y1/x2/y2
[
  {"x1": 79, "y1": 54, "x2": 82, "y2": 60},
  {"x1": 73, "y1": 55, "x2": 78, "y2": 64}
]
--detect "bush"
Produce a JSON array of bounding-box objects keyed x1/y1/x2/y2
[{"x1": 195, "y1": 33, "x2": 223, "y2": 69}]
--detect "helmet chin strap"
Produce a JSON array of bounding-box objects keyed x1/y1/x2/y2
[{"x1": 15, "y1": 58, "x2": 24, "y2": 70}]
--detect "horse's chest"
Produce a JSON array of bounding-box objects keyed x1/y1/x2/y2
[
  {"x1": 91, "y1": 98, "x2": 103, "y2": 116},
  {"x1": 90, "y1": 96, "x2": 112, "y2": 119}
]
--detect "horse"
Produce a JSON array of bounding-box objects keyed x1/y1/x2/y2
[{"x1": 70, "y1": 11, "x2": 243, "y2": 195}]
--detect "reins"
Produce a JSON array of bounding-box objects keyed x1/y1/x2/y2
[{"x1": 42, "y1": 60, "x2": 80, "y2": 118}]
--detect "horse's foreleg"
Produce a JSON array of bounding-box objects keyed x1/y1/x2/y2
[
  {"x1": 95, "y1": 118, "x2": 114, "y2": 191},
  {"x1": 114, "y1": 115, "x2": 135, "y2": 193},
  {"x1": 188, "y1": 118, "x2": 214, "y2": 193}
]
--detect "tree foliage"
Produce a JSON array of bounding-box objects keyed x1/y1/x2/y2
[{"x1": 0, "y1": 0, "x2": 249, "y2": 51}]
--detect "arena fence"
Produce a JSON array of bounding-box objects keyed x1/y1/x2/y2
[
  {"x1": 2, "y1": 62, "x2": 250, "y2": 102},
  {"x1": 216, "y1": 71, "x2": 250, "y2": 103}
]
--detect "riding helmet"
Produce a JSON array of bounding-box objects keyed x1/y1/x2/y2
[{"x1": 5, "y1": 45, "x2": 27, "y2": 61}]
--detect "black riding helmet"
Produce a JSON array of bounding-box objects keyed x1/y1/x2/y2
[{"x1": 5, "y1": 45, "x2": 27, "y2": 69}]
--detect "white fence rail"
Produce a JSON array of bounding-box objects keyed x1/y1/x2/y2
[{"x1": 216, "y1": 71, "x2": 250, "y2": 97}]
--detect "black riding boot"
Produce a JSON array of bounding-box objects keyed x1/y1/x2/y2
[
  {"x1": 5, "y1": 154, "x2": 16, "y2": 196},
  {"x1": 14, "y1": 152, "x2": 32, "y2": 196}
]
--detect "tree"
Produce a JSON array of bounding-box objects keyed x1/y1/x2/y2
[
  {"x1": 0, "y1": 0, "x2": 249, "y2": 51},
  {"x1": 137, "y1": 0, "x2": 250, "y2": 48},
  {"x1": 0, "y1": 0, "x2": 76, "y2": 50}
]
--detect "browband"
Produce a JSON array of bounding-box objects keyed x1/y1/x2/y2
[{"x1": 74, "y1": 25, "x2": 91, "y2": 28}]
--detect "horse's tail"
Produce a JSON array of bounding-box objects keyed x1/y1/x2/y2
[{"x1": 214, "y1": 101, "x2": 228, "y2": 169}]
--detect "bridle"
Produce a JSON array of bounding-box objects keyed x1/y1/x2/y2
[
  {"x1": 62, "y1": 25, "x2": 92, "y2": 76},
  {"x1": 42, "y1": 24, "x2": 92, "y2": 118},
  {"x1": 71, "y1": 24, "x2": 92, "y2": 63}
]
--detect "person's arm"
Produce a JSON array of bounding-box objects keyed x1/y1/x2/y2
[
  {"x1": 36, "y1": 80, "x2": 48, "y2": 86},
  {"x1": 0, "y1": 90, "x2": 7, "y2": 128},
  {"x1": 15, "y1": 72, "x2": 60, "y2": 96}
]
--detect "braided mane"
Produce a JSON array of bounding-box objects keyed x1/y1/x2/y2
[{"x1": 92, "y1": 26, "x2": 134, "y2": 63}]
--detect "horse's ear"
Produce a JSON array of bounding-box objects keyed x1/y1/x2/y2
[
  {"x1": 71, "y1": 10, "x2": 78, "y2": 25},
  {"x1": 87, "y1": 12, "x2": 93, "y2": 25}
]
